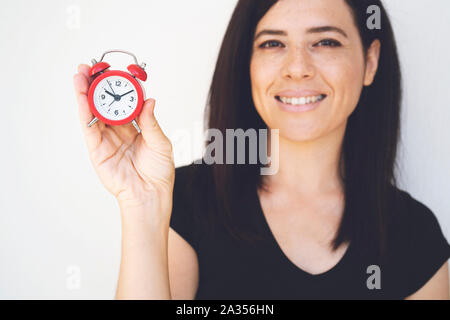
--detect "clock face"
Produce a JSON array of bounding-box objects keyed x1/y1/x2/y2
[{"x1": 92, "y1": 75, "x2": 139, "y2": 121}]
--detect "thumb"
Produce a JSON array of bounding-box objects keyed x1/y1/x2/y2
[{"x1": 137, "y1": 98, "x2": 168, "y2": 146}]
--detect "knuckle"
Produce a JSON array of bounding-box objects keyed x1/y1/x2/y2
[{"x1": 147, "y1": 120, "x2": 159, "y2": 133}]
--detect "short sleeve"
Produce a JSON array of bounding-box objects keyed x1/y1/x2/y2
[
  {"x1": 169, "y1": 165, "x2": 200, "y2": 251},
  {"x1": 400, "y1": 193, "x2": 450, "y2": 296}
]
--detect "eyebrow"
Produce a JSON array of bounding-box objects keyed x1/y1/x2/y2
[{"x1": 254, "y1": 26, "x2": 348, "y2": 41}]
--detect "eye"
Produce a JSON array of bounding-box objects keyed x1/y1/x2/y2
[
  {"x1": 259, "y1": 40, "x2": 284, "y2": 49},
  {"x1": 314, "y1": 39, "x2": 342, "y2": 48}
]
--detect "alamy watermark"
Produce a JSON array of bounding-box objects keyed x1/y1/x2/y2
[
  {"x1": 366, "y1": 265, "x2": 381, "y2": 290},
  {"x1": 367, "y1": 5, "x2": 381, "y2": 30},
  {"x1": 66, "y1": 5, "x2": 81, "y2": 30},
  {"x1": 194, "y1": 128, "x2": 279, "y2": 176},
  {"x1": 66, "y1": 265, "x2": 81, "y2": 290},
  {"x1": 169, "y1": 124, "x2": 280, "y2": 176}
]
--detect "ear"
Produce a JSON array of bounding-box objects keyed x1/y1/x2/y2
[{"x1": 364, "y1": 39, "x2": 381, "y2": 86}]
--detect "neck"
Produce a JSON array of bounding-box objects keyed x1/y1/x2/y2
[{"x1": 263, "y1": 124, "x2": 346, "y2": 197}]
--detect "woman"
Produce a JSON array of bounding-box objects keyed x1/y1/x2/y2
[{"x1": 73, "y1": 0, "x2": 450, "y2": 299}]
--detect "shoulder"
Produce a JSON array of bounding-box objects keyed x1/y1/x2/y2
[
  {"x1": 173, "y1": 161, "x2": 213, "y2": 201},
  {"x1": 386, "y1": 185, "x2": 450, "y2": 297},
  {"x1": 387, "y1": 185, "x2": 446, "y2": 240}
]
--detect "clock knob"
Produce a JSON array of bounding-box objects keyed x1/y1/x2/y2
[
  {"x1": 127, "y1": 64, "x2": 148, "y2": 81},
  {"x1": 89, "y1": 62, "x2": 111, "y2": 77}
]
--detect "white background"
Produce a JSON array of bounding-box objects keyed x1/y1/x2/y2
[{"x1": 0, "y1": 0, "x2": 449, "y2": 299}]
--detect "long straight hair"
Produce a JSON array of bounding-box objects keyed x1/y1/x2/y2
[{"x1": 202, "y1": 0, "x2": 402, "y2": 259}]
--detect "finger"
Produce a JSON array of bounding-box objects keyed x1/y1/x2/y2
[
  {"x1": 73, "y1": 72, "x2": 102, "y2": 152},
  {"x1": 109, "y1": 121, "x2": 138, "y2": 145},
  {"x1": 137, "y1": 99, "x2": 169, "y2": 148},
  {"x1": 78, "y1": 64, "x2": 93, "y2": 86},
  {"x1": 73, "y1": 72, "x2": 92, "y2": 125},
  {"x1": 78, "y1": 64, "x2": 90, "y2": 78}
]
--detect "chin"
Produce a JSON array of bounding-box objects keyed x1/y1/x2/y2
[{"x1": 277, "y1": 126, "x2": 323, "y2": 143}]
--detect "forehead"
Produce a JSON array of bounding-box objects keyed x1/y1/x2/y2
[{"x1": 255, "y1": 0, "x2": 356, "y2": 34}]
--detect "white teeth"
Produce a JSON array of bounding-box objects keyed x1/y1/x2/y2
[{"x1": 278, "y1": 94, "x2": 325, "y2": 106}]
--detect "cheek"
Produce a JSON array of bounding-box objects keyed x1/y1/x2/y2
[
  {"x1": 321, "y1": 55, "x2": 365, "y2": 112},
  {"x1": 251, "y1": 57, "x2": 274, "y2": 87},
  {"x1": 250, "y1": 57, "x2": 277, "y2": 107}
]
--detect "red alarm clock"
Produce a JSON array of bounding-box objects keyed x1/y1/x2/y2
[{"x1": 87, "y1": 50, "x2": 148, "y2": 133}]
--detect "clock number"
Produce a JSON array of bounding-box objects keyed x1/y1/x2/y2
[
  {"x1": 114, "y1": 110, "x2": 119, "y2": 116},
  {"x1": 101, "y1": 94, "x2": 105, "y2": 100},
  {"x1": 115, "y1": 80, "x2": 121, "y2": 87},
  {"x1": 130, "y1": 96, "x2": 134, "y2": 102}
]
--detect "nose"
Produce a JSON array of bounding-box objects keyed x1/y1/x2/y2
[{"x1": 281, "y1": 46, "x2": 315, "y2": 80}]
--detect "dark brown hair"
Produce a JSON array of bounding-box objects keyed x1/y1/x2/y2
[{"x1": 203, "y1": 0, "x2": 401, "y2": 259}]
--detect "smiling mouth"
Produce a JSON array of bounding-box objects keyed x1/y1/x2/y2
[{"x1": 275, "y1": 94, "x2": 327, "y2": 106}]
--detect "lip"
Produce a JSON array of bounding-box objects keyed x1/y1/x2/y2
[
  {"x1": 275, "y1": 97, "x2": 324, "y2": 113},
  {"x1": 274, "y1": 92, "x2": 327, "y2": 113},
  {"x1": 275, "y1": 89, "x2": 326, "y2": 98}
]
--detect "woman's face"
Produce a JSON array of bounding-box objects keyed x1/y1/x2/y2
[{"x1": 250, "y1": 0, "x2": 380, "y2": 142}]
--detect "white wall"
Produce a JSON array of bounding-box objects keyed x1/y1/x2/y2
[{"x1": 0, "y1": 0, "x2": 448, "y2": 299}]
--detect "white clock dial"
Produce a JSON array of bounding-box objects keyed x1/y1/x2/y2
[{"x1": 93, "y1": 75, "x2": 139, "y2": 121}]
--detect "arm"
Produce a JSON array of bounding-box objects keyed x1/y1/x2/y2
[
  {"x1": 406, "y1": 262, "x2": 449, "y2": 300},
  {"x1": 74, "y1": 64, "x2": 197, "y2": 300},
  {"x1": 168, "y1": 227, "x2": 199, "y2": 300},
  {"x1": 114, "y1": 202, "x2": 200, "y2": 300},
  {"x1": 115, "y1": 202, "x2": 172, "y2": 300}
]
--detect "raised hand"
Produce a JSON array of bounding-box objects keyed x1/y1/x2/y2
[{"x1": 73, "y1": 64, "x2": 175, "y2": 222}]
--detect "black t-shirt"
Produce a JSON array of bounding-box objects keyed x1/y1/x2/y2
[{"x1": 170, "y1": 163, "x2": 450, "y2": 299}]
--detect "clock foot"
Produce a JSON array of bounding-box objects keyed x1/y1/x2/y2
[
  {"x1": 87, "y1": 117, "x2": 99, "y2": 128},
  {"x1": 132, "y1": 120, "x2": 141, "y2": 134}
]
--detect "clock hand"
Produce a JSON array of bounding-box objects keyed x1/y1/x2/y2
[
  {"x1": 107, "y1": 80, "x2": 116, "y2": 95},
  {"x1": 109, "y1": 100, "x2": 116, "y2": 107},
  {"x1": 104, "y1": 89, "x2": 116, "y2": 98},
  {"x1": 119, "y1": 90, "x2": 134, "y2": 98}
]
